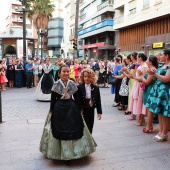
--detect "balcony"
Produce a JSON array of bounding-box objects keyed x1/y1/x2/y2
[
  {"x1": 80, "y1": 13, "x2": 86, "y2": 21},
  {"x1": 97, "y1": 0, "x2": 113, "y2": 11},
  {"x1": 114, "y1": 16, "x2": 124, "y2": 24},
  {"x1": 114, "y1": 0, "x2": 125, "y2": 10},
  {"x1": 78, "y1": 19, "x2": 114, "y2": 36},
  {"x1": 12, "y1": 18, "x2": 23, "y2": 22}
]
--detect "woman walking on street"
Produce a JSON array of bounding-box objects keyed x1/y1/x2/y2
[{"x1": 39, "y1": 65, "x2": 96, "y2": 163}]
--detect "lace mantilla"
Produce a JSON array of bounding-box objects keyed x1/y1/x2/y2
[
  {"x1": 42, "y1": 64, "x2": 53, "y2": 74},
  {"x1": 51, "y1": 79, "x2": 78, "y2": 98}
]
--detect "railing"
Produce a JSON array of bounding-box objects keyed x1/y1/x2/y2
[
  {"x1": 12, "y1": 18, "x2": 23, "y2": 22},
  {"x1": 80, "y1": 13, "x2": 86, "y2": 21},
  {"x1": 78, "y1": 19, "x2": 114, "y2": 36},
  {"x1": 97, "y1": 0, "x2": 113, "y2": 11},
  {"x1": 114, "y1": 16, "x2": 124, "y2": 24},
  {"x1": 155, "y1": 0, "x2": 162, "y2": 5}
]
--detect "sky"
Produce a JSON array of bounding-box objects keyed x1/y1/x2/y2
[{"x1": 0, "y1": 0, "x2": 20, "y2": 31}]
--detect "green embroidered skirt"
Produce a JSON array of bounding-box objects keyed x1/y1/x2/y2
[{"x1": 39, "y1": 113, "x2": 97, "y2": 160}]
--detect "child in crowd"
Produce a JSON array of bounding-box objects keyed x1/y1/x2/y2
[
  {"x1": 0, "y1": 67, "x2": 8, "y2": 90},
  {"x1": 78, "y1": 68, "x2": 102, "y2": 134}
]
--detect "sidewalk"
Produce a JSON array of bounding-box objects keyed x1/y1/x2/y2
[{"x1": 0, "y1": 87, "x2": 170, "y2": 170}]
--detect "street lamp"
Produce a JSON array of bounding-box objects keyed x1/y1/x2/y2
[
  {"x1": 17, "y1": 0, "x2": 32, "y2": 62},
  {"x1": 39, "y1": 29, "x2": 47, "y2": 59}
]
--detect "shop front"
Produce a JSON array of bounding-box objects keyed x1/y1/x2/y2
[{"x1": 82, "y1": 42, "x2": 115, "y2": 60}]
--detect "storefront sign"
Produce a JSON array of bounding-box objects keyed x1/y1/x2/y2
[
  {"x1": 82, "y1": 42, "x2": 105, "y2": 49},
  {"x1": 153, "y1": 42, "x2": 164, "y2": 48},
  {"x1": 17, "y1": 39, "x2": 28, "y2": 59}
]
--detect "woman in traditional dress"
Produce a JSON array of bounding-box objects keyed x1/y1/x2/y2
[
  {"x1": 35, "y1": 58, "x2": 54, "y2": 101},
  {"x1": 97, "y1": 64, "x2": 106, "y2": 87},
  {"x1": 39, "y1": 65, "x2": 96, "y2": 163}
]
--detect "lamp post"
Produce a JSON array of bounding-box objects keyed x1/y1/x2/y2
[
  {"x1": 18, "y1": 0, "x2": 32, "y2": 62},
  {"x1": 39, "y1": 29, "x2": 47, "y2": 59}
]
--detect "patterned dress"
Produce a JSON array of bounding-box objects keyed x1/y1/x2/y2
[{"x1": 146, "y1": 62, "x2": 170, "y2": 117}]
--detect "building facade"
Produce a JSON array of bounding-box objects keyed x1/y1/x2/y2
[
  {"x1": 114, "y1": 0, "x2": 170, "y2": 56},
  {"x1": 47, "y1": 0, "x2": 64, "y2": 57},
  {"x1": 6, "y1": 3, "x2": 32, "y2": 33},
  {"x1": 60, "y1": 0, "x2": 76, "y2": 59},
  {"x1": 78, "y1": 0, "x2": 115, "y2": 60}
]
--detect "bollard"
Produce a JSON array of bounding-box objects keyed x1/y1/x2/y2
[{"x1": 0, "y1": 89, "x2": 2, "y2": 123}]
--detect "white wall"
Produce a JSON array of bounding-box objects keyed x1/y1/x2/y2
[{"x1": 114, "y1": 0, "x2": 170, "y2": 29}]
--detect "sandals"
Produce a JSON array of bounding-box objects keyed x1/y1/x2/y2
[
  {"x1": 155, "y1": 133, "x2": 168, "y2": 142},
  {"x1": 118, "y1": 105, "x2": 125, "y2": 110},
  {"x1": 112, "y1": 103, "x2": 119, "y2": 107}
]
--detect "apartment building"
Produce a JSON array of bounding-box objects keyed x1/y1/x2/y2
[
  {"x1": 60, "y1": 0, "x2": 76, "y2": 59},
  {"x1": 48, "y1": 0, "x2": 64, "y2": 57},
  {"x1": 78, "y1": 0, "x2": 115, "y2": 60},
  {"x1": 6, "y1": 3, "x2": 32, "y2": 34},
  {"x1": 114, "y1": 0, "x2": 170, "y2": 56}
]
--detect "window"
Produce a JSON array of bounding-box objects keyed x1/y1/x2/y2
[
  {"x1": 143, "y1": 0, "x2": 150, "y2": 9},
  {"x1": 98, "y1": 37, "x2": 106, "y2": 42},
  {"x1": 90, "y1": 38, "x2": 97, "y2": 44},
  {"x1": 129, "y1": 0, "x2": 136, "y2": 14}
]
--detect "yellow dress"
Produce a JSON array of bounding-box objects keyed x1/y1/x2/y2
[{"x1": 70, "y1": 65, "x2": 75, "y2": 80}]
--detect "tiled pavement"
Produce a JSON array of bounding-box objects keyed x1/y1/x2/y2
[{"x1": 0, "y1": 87, "x2": 170, "y2": 170}]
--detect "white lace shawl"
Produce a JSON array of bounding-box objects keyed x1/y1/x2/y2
[
  {"x1": 42, "y1": 64, "x2": 53, "y2": 74},
  {"x1": 51, "y1": 79, "x2": 78, "y2": 98}
]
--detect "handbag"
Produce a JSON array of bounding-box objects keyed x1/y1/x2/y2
[
  {"x1": 108, "y1": 75, "x2": 117, "y2": 84},
  {"x1": 139, "y1": 82, "x2": 146, "y2": 90}
]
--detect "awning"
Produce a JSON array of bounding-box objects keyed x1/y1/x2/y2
[{"x1": 82, "y1": 42, "x2": 105, "y2": 49}]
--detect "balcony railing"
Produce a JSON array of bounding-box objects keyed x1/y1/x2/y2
[
  {"x1": 12, "y1": 18, "x2": 23, "y2": 22},
  {"x1": 97, "y1": 0, "x2": 113, "y2": 11},
  {"x1": 78, "y1": 19, "x2": 114, "y2": 36},
  {"x1": 80, "y1": 13, "x2": 86, "y2": 21},
  {"x1": 155, "y1": 0, "x2": 162, "y2": 5},
  {"x1": 114, "y1": 16, "x2": 124, "y2": 24}
]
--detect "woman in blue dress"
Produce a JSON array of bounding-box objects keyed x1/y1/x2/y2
[
  {"x1": 146, "y1": 49, "x2": 170, "y2": 142},
  {"x1": 15, "y1": 60, "x2": 24, "y2": 88},
  {"x1": 111, "y1": 57, "x2": 123, "y2": 107},
  {"x1": 137, "y1": 55, "x2": 158, "y2": 133}
]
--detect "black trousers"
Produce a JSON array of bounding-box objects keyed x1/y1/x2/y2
[
  {"x1": 83, "y1": 107, "x2": 95, "y2": 134},
  {"x1": 26, "y1": 72, "x2": 33, "y2": 88}
]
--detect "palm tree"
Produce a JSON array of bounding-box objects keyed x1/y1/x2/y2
[{"x1": 26, "y1": 0, "x2": 55, "y2": 56}]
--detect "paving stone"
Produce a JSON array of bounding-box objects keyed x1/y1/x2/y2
[{"x1": 0, "y1": 87, "x2": 170, "y2": 170}]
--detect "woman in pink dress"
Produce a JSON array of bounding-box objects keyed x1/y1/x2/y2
[
  {"x1": 0, "y1": 67, "x2": 8, "y2": 90},
  {"x1": 128, "y1": 53, "x2": 148, "y2": 126},
  {"x1": 74, "y1": 59, "x2": 80, "y2": 85}
]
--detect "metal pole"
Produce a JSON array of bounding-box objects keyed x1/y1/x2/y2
[
  {"x1": 0, "y1": 90, "x2": 2, "y2": 123},
  {"x1": 73, "y1": 0, "x2": 80, "y2": 60},
  {"x1": 22, "y1": 0, "x2": 26, "y2": 62},
  {"x1": 41, "y1": 31, "x2": 43, "y2": 59}
]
